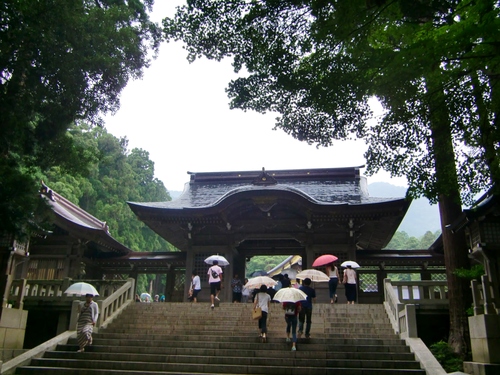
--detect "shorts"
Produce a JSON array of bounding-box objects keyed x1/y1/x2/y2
[{"x1": 210, "y1": 282, "x2": 221, "y2": 295}]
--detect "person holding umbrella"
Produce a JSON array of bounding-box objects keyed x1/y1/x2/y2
[
  {"x1": 326, "y1": 262, "x2": 340, "y2": 304},
  {"x1": 76, "y1": 293, "x2": 99, "y2": 352},
  {"x1": 208, "y1": 260, "x2": 223, "y2": 309},
  {"x1": 273, "y1": 287, "x2": 307, "y2": 351},
  {"x1": 343, "y1": 265, "x2": 358, "y2": 304},
  {"x1": 254, "y1": 284, "x2": 271, "y2": 343},
  {"x1": 297, "y1": 278, "x2": 316, "y2": 339},
  {"x1": 284, "y1": 301, "x2": 301, "y2": 351}
]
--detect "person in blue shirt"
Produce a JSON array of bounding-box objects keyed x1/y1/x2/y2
[
  {"x1": 231, "y1": 273, "x2": 243, "y2": 303},
  {"x1": 298, "y1": 278, "x2": 316, "y2": 339}
]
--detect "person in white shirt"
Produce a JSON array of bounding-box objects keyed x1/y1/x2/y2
[
  {"x1": 189, "y1": 270, "x2": 201, "y2": 303},
  {"x1": 207, "y1": 260, "x2": 223, "y2": 309},
  {"x1": 343, "y1": 265, "x2": 357, "y2": 304},
  {"x1": 326, "y1": 262, "x2": 339, "y2": 304},
  {"x1": 253, "y1": 284, "x2": 271, "y2": 342}
]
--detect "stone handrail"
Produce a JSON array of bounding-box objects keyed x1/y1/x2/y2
[
  {"x1": 391, "y1": 280, "x2": 449, "y2": 305},
  {"x1": 383, "y1": 279, "x2": 449, "y2": 338},
  {"x1": 1, "y1": 279, "x2": 135, "y2": 374},
  {"x1": 69, "y1": 278, "x2": 135, "y2": 331},
  {"x1": 471, "y1": 275, "x2": 499, "y2": 315},
  {"x1": 384, "y1": 278, "x2": 402, "y2": 333},
  {"x1": 383, "y1": 278, "x2": 448, "y2": 375},
  {"x1": 0, "y1": 331, "x2": 74, "y2": 375}
]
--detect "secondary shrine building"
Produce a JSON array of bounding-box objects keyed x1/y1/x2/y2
[{"x1": 128, "y1": 166, "x2": 415, "y2": 301}]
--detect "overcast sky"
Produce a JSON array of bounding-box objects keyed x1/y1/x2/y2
[{"x1": 103, "y1": 1, "x2": 408, "y2": 193}]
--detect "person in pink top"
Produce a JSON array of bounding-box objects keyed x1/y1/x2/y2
[{"x1": 207, "y1": 260, "x2": 223, "y2": 309}]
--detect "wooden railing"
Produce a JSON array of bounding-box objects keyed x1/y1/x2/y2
[{"x1": 383, "y1": 279, "x2": 449, "y2": 338}]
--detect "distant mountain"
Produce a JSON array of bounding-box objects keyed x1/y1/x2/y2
[
  {"x1": 169, "y1": 190, "x2": 183, "y2": 200},
  {"x1": 168, "y1": 183, "x2": 441, "y2": 238},
  {"x1": 368, "y1": 182, "x2": 441, "y2": 237}
]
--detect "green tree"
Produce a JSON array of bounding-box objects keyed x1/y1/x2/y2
[
  {"x1": 163, "y1": 0, "x2": 500, "y2": 355},
  {"x1": 385, "y1": 230, "x2": 440, "y2": 250},
  {"x1": 0, "y1": 0, "x2": 161, "y2": 238},
  {"x1": 44, "y1": 125, "x2": 172, "y2": 252},
  {"x1": 246, "y1": 255, "x2": 289, "y2": 277}
]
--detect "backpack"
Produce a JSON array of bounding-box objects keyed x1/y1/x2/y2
[
  {"x1": 284, "y1": 303, "x2": 296, "y2": 315},
  {"x1": 211, "y1": 268, "x2": 219, "y2": 279}
]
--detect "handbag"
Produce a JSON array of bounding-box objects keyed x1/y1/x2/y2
[{"x1": 252, "y1": 307, "x2": 262, "y2": 320}]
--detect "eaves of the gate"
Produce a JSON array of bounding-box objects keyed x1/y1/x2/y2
[{"x1": 127, "y1": 167, "x2": 412, "y2": 252}]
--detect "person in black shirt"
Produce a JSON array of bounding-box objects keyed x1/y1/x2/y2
[
  {"x1": 281, "y1": 274, "x2": 291, "y2": 288},
  {"x1": 298, "y1": 278, "x2": 316, "y2": 339}
]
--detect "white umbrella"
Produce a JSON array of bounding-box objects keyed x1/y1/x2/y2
[
  {"x1": 244, "y1": 276, "x2": 277, "y2": 290},
  {"x1": 204, "y1": 255, "x2": 230, "y2": 266},
  {"x1": 273, "y1": 287, "x2": 307, "y2": 303},
  {"x1": 296, "y1": 269, "x2": 330, "y2": 282},
  {"x1": 341, "y1": 260, "x2": 361, "y2": 268},
  {"x1": 140, "y1": 292, "x2": 152, "y2": 301},
  {"x1": 64, "y1": 282, "x2": 99, "y2": 296},
  {"x1": 280, "y1": 268, "x2": 300, "y2": 279}
]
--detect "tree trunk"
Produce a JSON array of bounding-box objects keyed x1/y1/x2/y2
[
  {"x1": 427, "y1": 72, "x2": 472, "y2": 356},
  {"x1": 438, "y1": 195, "x2": 471, "y2": 356}
]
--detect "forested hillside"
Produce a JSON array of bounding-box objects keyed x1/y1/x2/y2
[
  {"x1": 368, "y1": 182, "x2": 441, "y2": 237},
  {"x1": 43, "y1": 124, "x2": 173, "y2": 252}
]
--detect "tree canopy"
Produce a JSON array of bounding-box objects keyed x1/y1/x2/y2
[
  {"x1": 1, "y1": 0, "x2": 161, "y2": 237},
  {"x1": 163, "y1": 0, "x2": 500, "y2": 355},
  {"x1": 385, "y1": 230, "x2": 440, "y2": 250},
  {"x1": 43, "y1": 124, "x2": 173, "y2": 252},
  {"x1": 164, "y1": 0, "x2": 499, "y2": 204}
]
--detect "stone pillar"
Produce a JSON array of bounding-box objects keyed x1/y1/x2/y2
[
  {"x1": 0, "y1": 308, "x2": 28, "y2": 351},
  {"x1": 56, "y1": 310, "x2": 69, "y2": 334},
  {"x1": 0, "y1": 251, "x2": 11, "y2": 313},
  {"x1": 464, "y1": 314, "x2": 500, "y2": 375}
]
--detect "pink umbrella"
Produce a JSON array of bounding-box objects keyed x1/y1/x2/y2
[{"x1": 312, "y1": 254, "x2": 338, "y2": 267}]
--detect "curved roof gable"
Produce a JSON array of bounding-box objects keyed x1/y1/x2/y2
[
  {"x1": 41, "y1": 183, "x2": 132, "y2": 256},
  {"x1": 129, "y1": 166, "x2": 400, "y2": 211}
]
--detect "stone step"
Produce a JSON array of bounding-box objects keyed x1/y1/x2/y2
[
  {"x1": 15, "y1": 303, "x2": 425, "y2": 375},
  {"x1": 65, "y1": 336, "x2": 408, "y2": 348},
  {"x1": 24, "y1": 357, "x2": 424, "y2": 374},
  {"x1": 87, "y1": 332, "x2": 402, "y2": 344},
  {"x1": 101, "y1": 329, "x2": 398, "y2": 340},
  {"x1": 17, "y1": 367, "x2": 425, "y2": 375},
  {"x1": 58, "y1": 342, "x2": 413, "y2": 355},
  {"x1": 46, "y1": 348, "x2": 417, "y2": 361}
]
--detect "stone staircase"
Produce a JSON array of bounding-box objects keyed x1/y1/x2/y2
[{"x1": 15, "y1": 302, "x2": 426, "y2": 374}]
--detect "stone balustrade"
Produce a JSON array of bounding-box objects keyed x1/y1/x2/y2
[
  {"x1": 8, "y1": 278, "x2": 131, "y2": 309},
  {"x1": 383, "y1": 279, "x2": 449, "y2": 339}
]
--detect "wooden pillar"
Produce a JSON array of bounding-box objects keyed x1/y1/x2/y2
[
  {"x1": 129, "y1": 269, "x2": 139, "y2": 294},
  {"x1": 153, "y1": 273, "x2": 163, "y2": 298},
  {"x1": 184, "y1": 245, "x2": 195, "y2": 302},
  {"x1": 164, "y1": 267, "x2": 176, "y2": 302}
]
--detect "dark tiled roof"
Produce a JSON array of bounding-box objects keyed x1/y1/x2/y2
[
  {"x1": 129, "y1": 167, "x2": 403, "y2": 209},
  {"x1": 41, "y1": 183, "x2": 132, "y2": 255}
]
